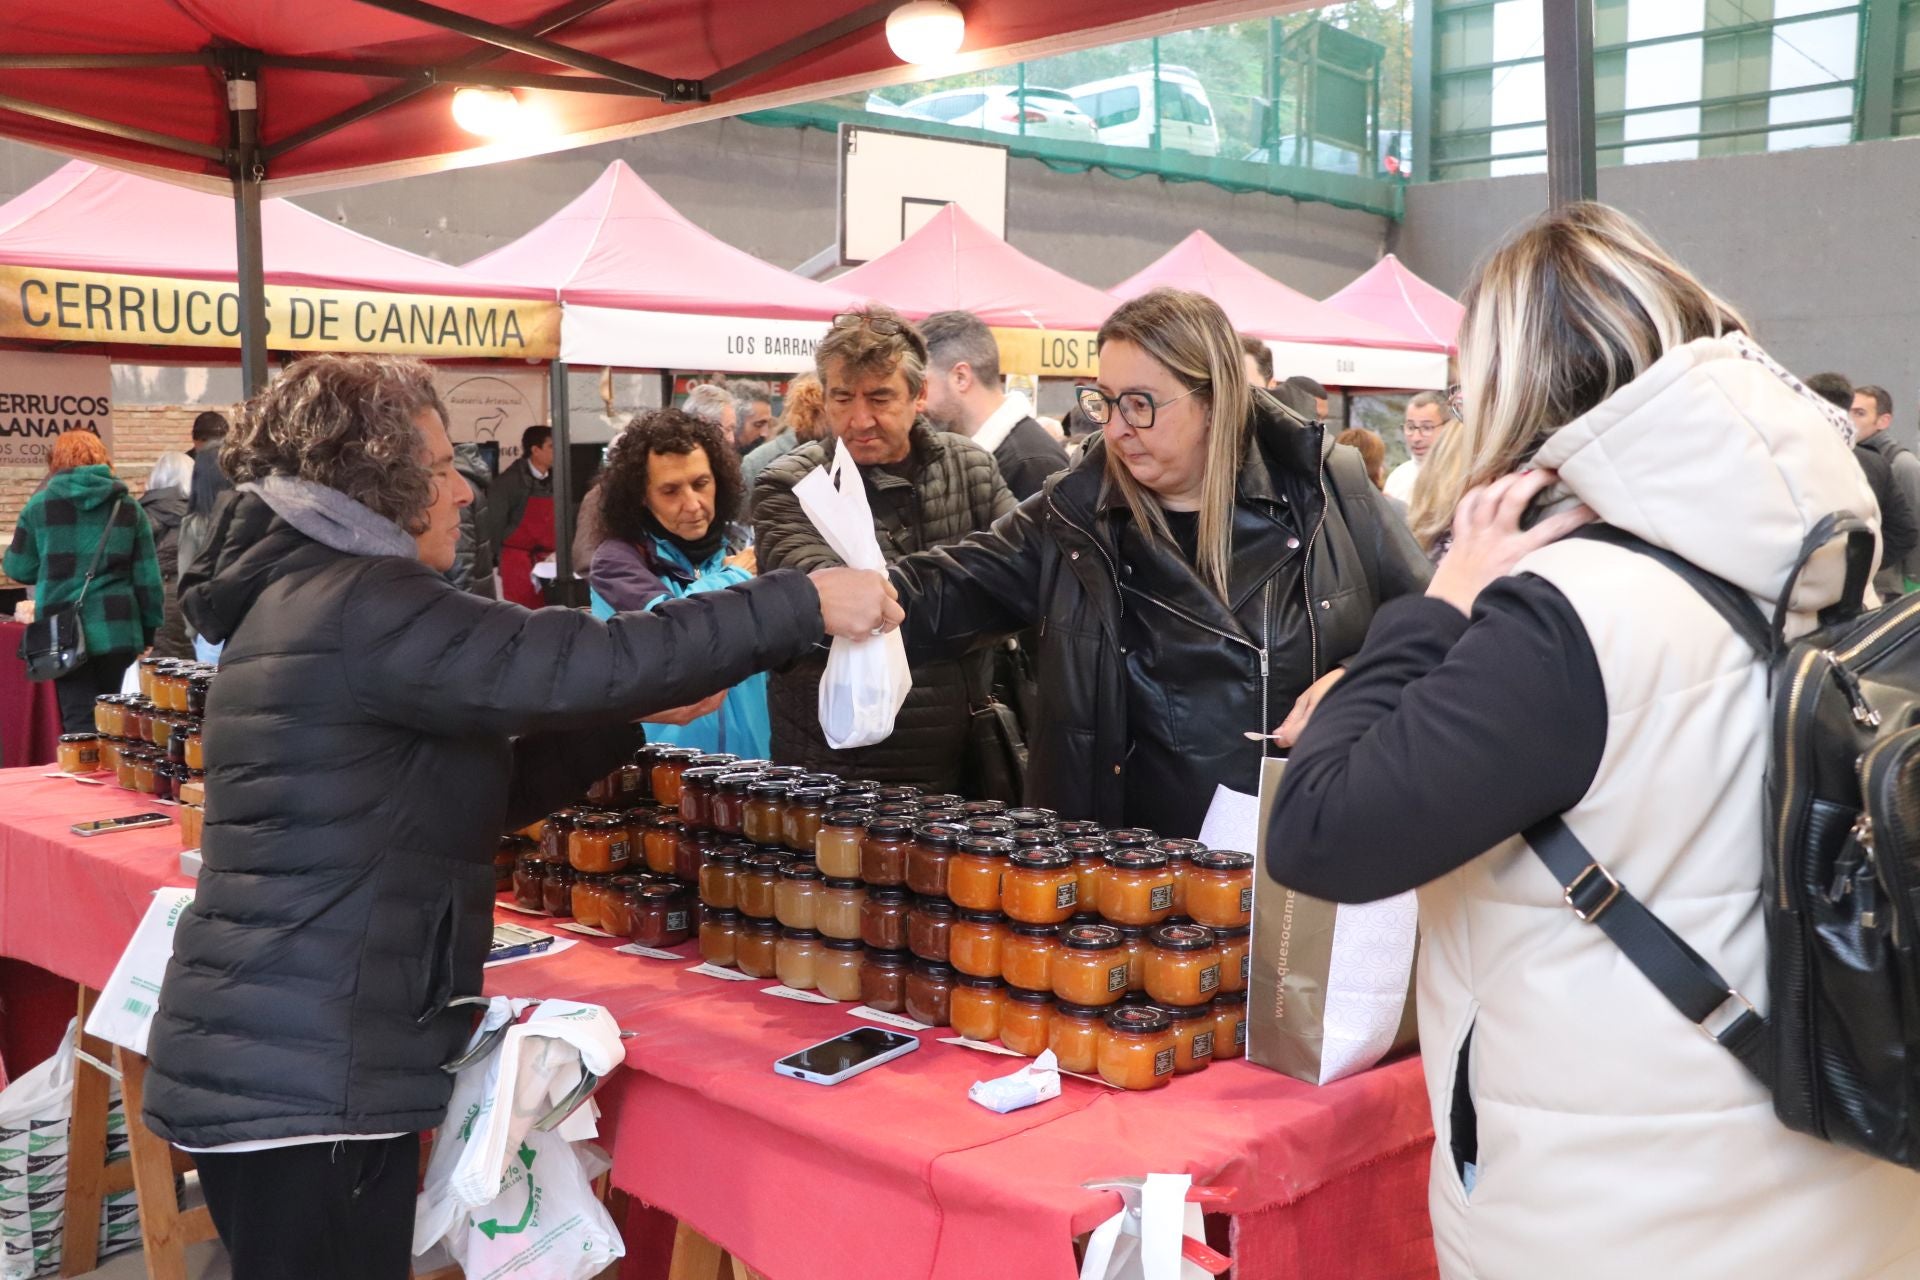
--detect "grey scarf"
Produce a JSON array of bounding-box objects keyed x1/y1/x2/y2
[{"x1": 241, "y1": 474, "x2": 417, "y2": 559}]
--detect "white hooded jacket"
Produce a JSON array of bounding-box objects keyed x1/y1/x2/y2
[{"x1": 1418, "y1": 335, "x2": 1920, "y2": 1278}]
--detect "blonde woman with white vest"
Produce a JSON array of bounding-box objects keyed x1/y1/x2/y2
[{"x1": 1269, "y1": 202, "x2": 1920, "y2": 1278}]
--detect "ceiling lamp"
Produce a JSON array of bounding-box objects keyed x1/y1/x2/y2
[
  {"x1": 886, "y1": 1, "x2": 966, "y2": 66},
  {"x1": 452, "y1": 86, "x2": 525, "y2": 138}
]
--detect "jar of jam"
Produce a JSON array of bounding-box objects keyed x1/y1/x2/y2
[
  {"x1": 1147, "y1": 839, "x2": 1202, "y2": 916},
  {"x1": 744, "y1": 780, "x2": 792, "y2": 846},
  {"x1": 135, "y1": 656, "x2": 163, "y2": 700},
  {"x1": 874, "y1": 785, "x2": 922, "y2": 805},
  {"x1": 1000, "y1": 990, "x2": 1054, "y2": 1056},
  {"x1": 92, "y1": 696, "x2": 118, "y2": 736},
  {"x1": 1003, "y1": 848, "x2": 1079, "y2": 925},
  {"x1": 860, "y1": 819, "x2": 913, "y2": 886},
  {"x1": 775, "y1": 929, "x2": 822, "y2": 990},
  {"x1": 678, "y1": 765, "x2": 729, "y2": 830},
  {"x1": 949, "y1": 837, "x2": 1010, "y2": 913},
  {"x1": 1215, "y1": 926, "x2": 1250, "y2": 995},
  {"x1": 165, "y1": 725, "x2": 189, "y2": 767},
  {"x1": 1049, "y1": 1001, "x2": 1105, "y2": 1074},
  {"x1": 1106, "y1": 828, "x2": 1156, "y2": 850},
  {"x1": 1213, "y1": 992, "x2": 1248, "y2": 1060},
  {"x1": 186, "y1": 673, "x2": 214, "y2": 718},
  {"x1": 157, "y1": 665, "x2": 189, "y2": 712},
  {"x1": 154, "y1": 714, "x2": 183, "y2": 752},
  {"x1": 513, "y1": 849, "x2": 548, "y2": 910},
  {"x1": 1099, "y1": 850, "x2": 1177, "y2": 927},
  {"x1": 1146, "y1": 924, "x2": 1221, "y2": 1006},
  {"x1": 631, "y1": 743, "x2": 665, "y2": 803},
  {"x1": 569, "y1": 813, "x2": 632, "y2": 874},
  {"x1": 1062, "y1": 839, "x2": 1110, "y2": 910},
  {"x1": 543, "y1": 863, "x2": 576, "y2": 917},
  {"x1": 861, "y1": 949, "x2": 911, "y2": 1012},
  {"x1": 783, "y1": 785, "x2": 834, "y2": 854},
  {"x1": 699, "y1": 848, "x2": 743, "y2": 910},
  {"x1": 816, "y1": 809, "x2": 869, "y2": 879},
  {"x1": 183, "y1": 728, "x2": 205, "y2": 771},
  {"x1": 861, "y1": 887, "x2": 911, "y2": 951},
  {"x1": 1117, "y1": 926, "x2": 1150, "y2": 992},
  {"x1": 700, "y1": 908, "x2": 742, "y2": 967},
  {"x1": 817, "y1": 878, "x2": 866, "y2": 941},
  {"x1": 650, "y1": 747, "x2": 700, "y2": 807},
  {"x1": 950, "y1": 911, "x2": 1007, "y2": 979},
  {"x1": 906, "y1": 823, "x2": 962, "y2": 899},
  {"x1": 816, "y1": 937, "x2": 866, "y2": 1002},
  {"x1": 1050, "y1": 820, "x2": 1099, "y2": 842},
  {"x1": 1185, "y1": 850, "x2": 1255, "y2": 929},
  {"x1": 1099, "y1": 1006, "x2": 1177, "y2": 1090},
  {"x1": 634, "y1": 883, "x2": 694, "y2": 946},
  {"x1": 1053, "y1": 923, "x2": 1131, "y2": 1007},
  {"x1": 708, "y1": 772, "x2": 754, "y2": 837},
  {"x1": 602, "y1": 875, "x2": 641, "y2": 936},
  {"x1": 132, "y1": 751, "x2": 159, "y2": 796},
  {"x1": 1160, "y1": 1002, "x2": 1215, "y2": 1074},
  {"x1": 1002, "y1": 923, "x2": 1061, "y2": 993},
  {"x1": 97, "y1": 737, "x2": 123, "y2": 775},
  {"x1": 540, "y1": 808, "x2": 579, "y2": 863},
  {"x1": 673, "y1": 829, "x2": 711, "y2": 884},
  {"x1": 775, "y1": 862, "x2": 824, "y2": 931},
  {"x1": 907, "y1": 897, "x2": 956, "y2": 963},
  {"x1": 738, "y1": 853, "x2": 783, "y2": 920},
  {"x1": 736, "y1": 918, "x2": 781, "y2": 978},
  {"x1": 951, "y1": 976, "x2": 1007, "y2": 1042},
  {"x1": 1006, "y1": 807, "x2": 1058, "y2": 830},
  {"x1": 57, "y1": 733, "x2": 101, "y2": 773},
  {"x1": 114, "y1": 746, "x2": 140, "y2": 791},
  {"x1": 872, "y1": 800, "x2": 924, "y2": 824},
  {"x1": 904, "y1": 960, "x2": 956, "y2": 1027},
  {"x1": 571, "y1": 873, "x2": 612, "y2": 929}
]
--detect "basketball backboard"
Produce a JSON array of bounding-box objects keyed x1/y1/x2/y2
[{"x1": 837, "y1": 124, "x2": 1009, "y2": 266}]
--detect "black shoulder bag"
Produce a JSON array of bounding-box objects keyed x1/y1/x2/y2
[{"x1": 17, "y1": 498, "x2": 126, "y2": 681}]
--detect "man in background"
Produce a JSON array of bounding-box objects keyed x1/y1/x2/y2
[
  {"x1": 488, "y1": 424, "x2": 554, "y2": 608},
  {"x1": 1239, "y1": 334, "x2": 1276, "y2": 390},
  {"x1": 683, "y1": 383, "x2": 738, "y2": 442},
  {"x1": 1810, "y1": 373, "x2": 1917, "y2": 595},
  {"x1": 731, "y1": 380, "x2": 776, "y2": 454},
  {"x1": 187, "y1": 410, "x2": 232, "y2": 518},
  {"x1": 1384, "y1": 391, "x2": 1450, "y2": 504},
  {"x1": 921, "y1": 310, "x2": 1067, "y2": 501},
  {"x1": 1852, "y1": 384, "x2": 1920, "y2": 592}
]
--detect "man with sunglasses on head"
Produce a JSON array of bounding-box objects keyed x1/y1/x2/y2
[
  {"x1": 1384, "y1": 390, "x2": 1452, "y2": 503},
  {"x1": 752, "y1": 305, "x2": 1016, "y2": 790}
]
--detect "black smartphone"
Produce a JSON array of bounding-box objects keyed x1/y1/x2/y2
[{"x1": 71, "y1": 813, "x2": 172, "y2": 837}]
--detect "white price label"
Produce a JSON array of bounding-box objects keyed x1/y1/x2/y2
[
  {"x1": 554, "y1": 922, "x2": 620, "y2": 939},
  {"x1": 762, "y1": 985, "x2": 839, "y2": 1005},
  {"x1": 849, "y1": 1006, "x2": 934, "y2": 1032},
  {"x1": 44, "y1": 772, "x2": 108, "y2": 785},
  {"x1": 687, "y1": 962, "x2": 761, "y2": 982},
  {"x1": 614, "y1": 943, "x2": 682, "y2": 960},
  {"x1": 940, "y1": 1036, "x2": 1028, "y2": 1059},
  {"x1": 495, "y1": 900, "x2": 550, "y2": 917}
]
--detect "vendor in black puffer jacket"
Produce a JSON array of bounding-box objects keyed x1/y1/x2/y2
[
  {"x1": 888, "y1": 288, "x2": 1431, "y2": 836},
  {"x1": 141, "y1": 355, "x2": 901, "y2": 1280}
]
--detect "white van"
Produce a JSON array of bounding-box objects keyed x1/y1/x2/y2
[{"x1": 1068, "y1": 68, "x2": 1222, "y2": 157}]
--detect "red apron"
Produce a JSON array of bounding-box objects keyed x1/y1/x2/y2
[{"x1": 499, "y1": 494, "x2": 555, "y2": 610}]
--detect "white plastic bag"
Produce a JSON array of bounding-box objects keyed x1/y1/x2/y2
[
  {"x1": 1078, "y1": 1173, "x2": 1210, "y2": 1280},
  {"x1": 0, "y1": 1022, "x2": 143, "y2": 1280},
  {"x1": 792, "y1": 445, "x2": 912, "y2": 749}
]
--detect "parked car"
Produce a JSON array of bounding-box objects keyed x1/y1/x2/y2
[
  {"x1": 1068, "y1": 68, "x2": 1222, "y2": 157},
  {"x1": 894, "y1": 86, "x2": 1098, "y2": 141}
]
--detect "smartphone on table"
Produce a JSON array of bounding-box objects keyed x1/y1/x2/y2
[
  {"x1": 773, "y1": 1028, "x2": 919, "y2": 1086},
  {"x1": 71, "y1": 813, "x2": 171, "y2": 837}
]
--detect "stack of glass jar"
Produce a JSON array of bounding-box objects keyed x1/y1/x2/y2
[{"x1": 80, "y1": 658, "x2": 217, "y2": 847}]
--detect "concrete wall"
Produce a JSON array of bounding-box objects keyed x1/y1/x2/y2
[{"x1": 1395, "y1": 135, "x2": 1920, "y2": 446}]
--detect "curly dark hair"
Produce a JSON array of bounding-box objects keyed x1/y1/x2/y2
[
  {"x1": 598, "y1": 406, "x2": 742, "y2": 547},
  {"x1": 223, "y1": 354, "x2": 445, "y2": 534}
]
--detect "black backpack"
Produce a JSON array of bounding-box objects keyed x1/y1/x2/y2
[{"x1": 1526, "y1": 516, "x2": 1920, "y2": 1168}]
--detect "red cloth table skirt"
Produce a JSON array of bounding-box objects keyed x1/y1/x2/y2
[
  {"x1": 0, "y1": 768, "x2": 1437, "y2": 1280},
  {"x1": 0, "y1": 621, "x2": 62, "y2": 769}
]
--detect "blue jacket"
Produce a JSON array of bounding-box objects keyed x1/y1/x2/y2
[{"x1": 589, "y1": 529, "x2": 770, "y2": 757}]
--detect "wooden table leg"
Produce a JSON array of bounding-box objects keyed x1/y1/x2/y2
[
  {"x1": 58, "y1": 987, "x2": 119, "y2": 1278},
  {"x1": 113, "y1": 1047, "x2": 216, "y2": 1280},
  {"x1": 667, "y1": 1220, "x2": 729, "y2": 1280}
]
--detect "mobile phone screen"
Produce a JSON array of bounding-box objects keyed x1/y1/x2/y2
[{"x1": 778, "y1": 1028, "x2": 914, "y2": 1077}]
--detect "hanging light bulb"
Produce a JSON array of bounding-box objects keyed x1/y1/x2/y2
[
  {"x1": 452, "y1": 86, "x2": 525, "y2": 138},
  {"x1": 886, "y1": 1, "x2": 966, "y2": 67}
]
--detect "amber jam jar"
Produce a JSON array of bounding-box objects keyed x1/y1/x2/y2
[
  {"x1": 132, "y1": 751, "x2": 159, "y2": 795},
  {"x1": 906, "y1": 823, "x2": 963, "y2": 899},
  {"x1": 861, "y1": 949, "x2": 912, "y2": 1012},
  {"x1": 951, "y1": 976, "x2": 1008, "y2": 1042},
  {"x1": 1099, "y1": 1006, "x2": 1177, "y2": 1091},
  {"x1": 513, "y1": 849, "x2": 548, "y2": 910},
  {"x1": 1003, "y1": 848, "x2": 1079, "y2": 925},
  {"x1": 737, "y1": 853, "x2": 783, "y2": 920},
  {"x1": 1215, "y1": 926, "x2": 1251, "y2": 995},
  {"x1": 1148, "y1": 839, "x2": 1204, "y2": 917},
  {"x1": 649, "y1": 747, "x2": 700, "y2": 808},
  {"x1": 950, "y1": 911, "x2": 1007, "y2": 979},
  {"x1": 1002, "y1": 923, "x2": 1061, "y2": 993},
  {"x1": 1054, "y1": 820, "x2": 1103, "y2": 842},
  {"x1": 92, "y1": 696, "x2": 120, "y2": 736},
  {"x1": 736, "y1": 919, "x2": 781, "y2": 978},
  {"x1": 630, "y1": 744, "x2": 665, "y2": 803},
  {"x1": 776, "y1": 929, "x2": 823, "y2": 990},
  {"x1": 1160, "y1": 1002, "x2": 1215, "y2": 1075},
  {"x1": 860, "y1": 818, "x2": 913, "y2": 887},
  {"x1": 907, "y1": 897, "x2": 956, "y2": 964},
  {"x1": 602, "y1": 875, "x2": 641, "y2": 937},
  {"x1": 639, "y1": 814, "x2": 685, "y2": 876},
  {"x1": 1185, "y1": 850, "x2": 1255, "y2": 929},
  {"x1": 949, "y1": 836, "x2": 1011, "y2": 913},
  {"x1": 137, "y1": 656, "x2": 165, "y2": 700},
  {"x1": 1106, "y1": 828, "x2": 1156, "y2": 850},
  {"x1": 874, "y1": 785, "x2": 922, "y2": 805},
  {"x1": 569, "y1": 813, "x2": 632, "y2": 874},
  {"x1": 1062, "y1": 838, "x2": 1111, "y2": 912},
  {"x1": 187, "y1": 673, "x2": 214, "y2": 718},
  {"x1": 542, "y1": 863, "x2": 576, "y2": 917},
  {"x1": 541, "y1": 808, "x2": 584, "y2": 863},
  {"x1": 710, "y1": 772, "x2": 756, "y2": 837},
  {"x1": 1116, "y1": 926, "x2": 1150, "y2": 992},
  {"x1": 744, "y1": 780, "x2": 793, "y2": 847},
  {"x1": 678, "y1": 765, "x2": 728, "y2": 830},
  {"x1": 1213, "y1": 992, "x2": 1248, "y2": 1060},
  {"x1": 1049, "y1": 1001, "x2": 1105, "y2": 1074},
  {"x1": 1146, "y1": 924, "x2": 1221, "y2": 1006},
  {"x1": 1053, "y1": 924, "x2": 1131, "y2": 1007},
  {"x1": 775, "y1": 861, "x2": 824, "y2": 931},
  {"x1": 570, "y1": 872, "x2": 608, "y2": 928},
  {"x1": 698, "y1": 848, "x2": 743, "y2": 910},
  {"x1": 999, "y1": 990, "x2": 1054, "y2": 1057},
  {"x1": 861, "y1": 887, "x2": 911, "y2": 951},
  {"x1": 815, "y1": 937, "x2": 867, "y2": 1002},
  {"x1": 1099, "y1": 850, "x2": 1178, "y2": 927},
  {"x1": 699, "y1": 908, "x2": 742, "y2": 967},
  {"x1": 784, "y1": 785, "x2": 835, "y2": 854},
  {"x1": 673, "y1": 829, "x2": 711, "y2": 884},
  {"x1": 904, "y1": 961, "x2": 956, "y2": 1028},
  {"x1": 817, "y1": 878, "x2": 866, "y2": 941},
  {"x1": 816, "y1": 809, "x2": 869, "y2": 879},
  {"x1": 183, "y1": 728, "x2": 206, "y2": 771},
  {"x1": 57, "y1": 733, "x2": 101, "y2": 773},
  {"x1": 114, "y1": 748, "x2": 140, "y2": 791},
  {"x1": 1005, "y1": 807, "x2": 1059, "y2": 830}
]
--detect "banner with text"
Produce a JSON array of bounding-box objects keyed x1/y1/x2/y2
[
  {"x1": 433, "y1": 367, "x2": 550, "y2": 470},
  {"x1": 0, "y1": 265, "x2": 560, "y2": 359},
  {"x1": 0, "y1": 349, "x2": 112, "y2": 468}
]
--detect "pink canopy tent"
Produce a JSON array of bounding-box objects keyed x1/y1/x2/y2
[
  {"x1": 1324, "y1": 253, "x2": 1465, "y2": 355},
  {"x1": 465, "y1": 159, "x2": 859, "y2": 373},
  {"x1": 1109, "y1": 230, "x2": 1447, "y2": 390}
]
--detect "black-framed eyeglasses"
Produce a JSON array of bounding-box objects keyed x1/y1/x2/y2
[
  {"x1": 1077, "y1": 383, "x2": 1207, "y2": 430},
  {"x1": 831, "y1": 311, "x2": 929, "y2": 361}
]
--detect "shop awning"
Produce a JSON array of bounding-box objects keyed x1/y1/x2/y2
[
  {"x1": 834, "y1": 204, "x2": 1115, "y2": 378},
  {"x1": 0, "y1": 160, "x2": 557, "y2": 358},
  {"x1": 1109, "y1": 230, "x2": 1447, "y2": 390},
  {"x1": 1324, "y1": 253, "x2": 1465, "y2": 356}
]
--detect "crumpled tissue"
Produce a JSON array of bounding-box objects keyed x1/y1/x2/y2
[{"x1": 968, "y1": 1049, "x2": 1062, "y2": 1113}]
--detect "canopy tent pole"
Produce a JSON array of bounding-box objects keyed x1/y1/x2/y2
[
  {"x1": 224, "y1": 54, "x2": 270, "y2": 398},
  {"x1": 548, "y1": 358, "x2": 584, "y2": 607},
  {"x1": 1542, "y1": 0, "x2": 1597, "y2": 208}
]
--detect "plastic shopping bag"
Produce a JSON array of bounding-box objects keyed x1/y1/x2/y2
[
  {"x1": 1078, "y1": 1173, "x2": 1211, "y2": 1280},
  {"x1": 791, "y1": 445, "x2": 912, "y2": 749},
  {"x1": 0, "y1": 1022, "x2": 143, "y2": 1280}
]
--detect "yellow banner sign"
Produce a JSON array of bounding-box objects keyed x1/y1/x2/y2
[
  {"x1": 0, "y1": 264, "x2": 560, "y2": 359},
  {"x1": 990, "y1": 327, "x2": 1100, "y2": 379}
]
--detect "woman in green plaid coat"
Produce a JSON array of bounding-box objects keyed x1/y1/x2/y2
[{"x1": 5, "y1": 431, "x2": 164, "y2": 732}]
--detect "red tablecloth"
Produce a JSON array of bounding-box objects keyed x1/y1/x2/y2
[
  {"x1": 0, "y1": 621, "x2": 62, "y2": 769},
  {"x1": 0, "y1": 769, "x2": 1438, "y2": 1280}
]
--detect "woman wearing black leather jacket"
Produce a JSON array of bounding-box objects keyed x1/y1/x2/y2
[{"x1": 890, "y1": 288, "x2": 1429, "y2": 836}]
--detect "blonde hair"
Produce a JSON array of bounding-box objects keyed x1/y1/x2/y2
[
  {"x1": 1412, "y1": 202, "x2": 1747, "y2": 551},
  {"x1": 1096, "y1": 288, "x2": 1252, "y2": 600}
]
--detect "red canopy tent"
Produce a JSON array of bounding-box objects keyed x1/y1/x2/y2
[
  {"x1": 1109, "y1": 230, "x2": 1448, "y2": 390},
  {"x1": 1324, "y1": 253, "x2": 1465, "y2": 355}
]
